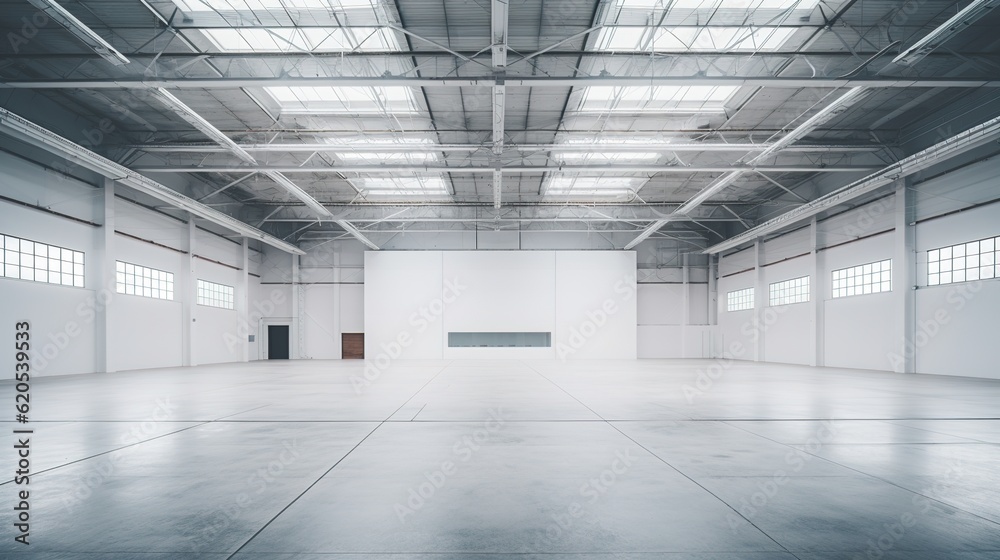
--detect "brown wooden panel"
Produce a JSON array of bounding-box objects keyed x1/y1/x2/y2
[{"x1": 342, "y1": 333, "x2": 364, "y2": 359}]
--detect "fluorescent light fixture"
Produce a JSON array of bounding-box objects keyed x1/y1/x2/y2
[
  {"x1": 264, "y1": 171, "x2": 334, "y2": 218},
  {"x1": 335, "y1": 220, "x2": 380, "y2": 250},
  {"x1": 703, "y1": 112, "x2": 1000, "y2": 254},
  {"x1": 893, "y1": 0, "x2": 1000, "y2": 66},
  {"x1": 265, "y1": 86, "x2": 419, "y2": 114},
  {"x1": 25, "y1": 0, "x2": 129, "y2": 66},
  {"x1": 202, "y1": 27, "x2": 398, "y2": 53},
  {"x1": 623, "y1": 218, "x2": 671, "y2": 250},
  {"x1": 147, "y1": 87, "x2": 256, "y2": 164},
  {"x1": 596, "y1": 26, "x2": 796, "y2": 52},
  {"x1": 579, "y1": 85, "x2": 737, "y2": 113},
  {"x1": 0, "y1": 107, "x2": 303, "y2": 255}
]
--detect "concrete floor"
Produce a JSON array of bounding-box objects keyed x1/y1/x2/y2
[{"x1": 2, "y1": 359, "x2": 1000, "y2": 559}]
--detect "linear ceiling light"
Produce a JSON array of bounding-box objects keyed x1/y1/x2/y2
[
  {"x1": 335, "y1": 220, "x2": 380, "y2": 250},
  {"x1": 893, "y1": 0, "x2": 1000, "y2": 66},
  {"x1": 147, "y1": 87, "x2": 256, "y2": 164},
  {"x1": 0, "y1": 107, "x2": 303, "y2": 255},
  {"x1": 623, "y1": 86, "x2": 873, "y2": 249},
  {"x1": 703, "y1": 112, "x2": 1000, "y2": 254},
  {"x1": 25, "y1": 0, "x2": 129, "y2": 66}
]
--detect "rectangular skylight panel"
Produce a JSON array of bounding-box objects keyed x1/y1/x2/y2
[
  {"x1": 173, "y1": 0, "x2": 377, "y2": 13},
  {"x1": 545, "y1": 176, "x2": 644, "y2": 195},
  {"x1": 596, "y1": 26, "x2": 794, "y2": 52},
  {"x1": 580, "y1": 85, "x2": 737, "y2": 112},
  {"x1": 203, "y1": 27, "x2": 395, "y2": 52},
  {"x1": 362, "y1": 177, "x2": 448, "y2": 195},
  {"x1": 265, "y1": 86, "x2": 418, "y2": 113},
  {"x1": 646, "y1": 0, "x2": 820, "y2": 8}
]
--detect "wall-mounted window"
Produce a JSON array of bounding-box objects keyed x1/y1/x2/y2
[
  {"x1": 726, "y1": 287, "x2": 754, "y2": 311},
  {"x1": 832, "y1": 259, "x2": 892, "y2": 298},
  {"x1": 0, "y1": 234, "x2": 84, "y2": 288},
  {"x1": 116, "y1": 261, "x2": 174, "y2": 300},
  {"x1": 769, "y1": 276, "x2": 810, "y2": 306},
  {"x1": 928, "y1": 237, "x2": 997, "y2": 286},
  {"x1": 197, "y1": 279, "x2": 234, "y2": 309}
]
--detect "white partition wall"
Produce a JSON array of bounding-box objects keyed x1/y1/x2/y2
[{"x1": 365, "y1": 250, "x2": 637, "y2": 360}]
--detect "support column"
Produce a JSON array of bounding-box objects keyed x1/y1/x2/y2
[
  {"x1": 291, "y1": 253, "x2": 300, "y2": 360},
  {"x1": 811, "y1": 217, "x2": 825, "y2": 367},
  {"x1": 182, "y1": 216, "x2": 196, "y2": 367},
  {"x1": 96, "y1": 178, "x2": 114, "y2": 373},
  {"x1": 707, "y1": 254, "x2": 718, "y2": 358},
  {"x1": 682, "y1": 252, "x2": 690, "y2": 358},
  {"x1": 753, "y1": 239, "x2": 766, "y2": 362},
  {"x1": 240, "y1": 237, "x2": 250, "y2": 363},
  {"x1": 893, "y1": 179, "x2": 917, "y2": 373}
]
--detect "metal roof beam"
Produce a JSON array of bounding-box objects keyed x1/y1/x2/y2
[
  {"x1": 131, "y1": 143, "x2": 884, "y2": 153},
  {"x1": 5, "y1": 77, "x2": 1000, "y2": 89},
  {"x1": 491, "y1": 0, "x2": 509, "y2": 209},
  {"x1": 136, "y1": 165, "x2": 876, "y2": 174}
]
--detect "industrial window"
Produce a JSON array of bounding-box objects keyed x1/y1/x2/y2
[
  {"x1": 927, "y1": 236, "x2": 998, "y2": 286},
  {"x1": 197, "y1": 279, "x2": 234, "y2": 309},
  {"x1": 832, "y1": 259, "x2": 891, "y2": 298},
  {"x1": 769, "y1": 276, "x2": 809, "y2": 306},
  {"x1": 726, "y1": 287, "x2": 754, "y2": 311},
  {"x1": 116, "y1": 261, "x2": 174, "y2": 300},
  {"x1": 0, "y1": 234, "x2": 85, "y2": 288}
]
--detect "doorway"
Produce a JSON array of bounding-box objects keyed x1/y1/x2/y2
[
  {"x1": 268, "y1": 325, "x2": 290, "y2": 359},
  {"x1": 342, "y1": 333, "x2": 364, "y2": 359}
]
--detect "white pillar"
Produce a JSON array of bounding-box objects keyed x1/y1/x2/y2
[
  {"x1": 707, "y1": 254, "x2": 718, "y2": 359},
  {"x1": 240, "y1": 237, "x2": 250, "y2": 363},
  {"x1": 753, "y1": 239, "x2": 765, "y2": 362},
  {"x1": 96, "y1": 178, "x2": 115, "y2": 373},
  {"x1": 291, "y1": 253, "x2": 300, "y2": 360},
  {"x1": 811, "y1": 217, "x2": 825, "y2": 367},
  {"x1": 893, "y1": 179, "x2": 916, "y2": 373},
  {"x1": 183, "y1": 216, "x2": 196, "y2": 367}
]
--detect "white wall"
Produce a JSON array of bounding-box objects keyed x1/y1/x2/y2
[
  {"x1": 913, "y1": 202, "x2": 999, "y2": 379},
  {"x1": 636, "y1": 282, "x2": 711, "y2": 358},
  {"x1": 365, "y1": 251, "x2": 637, "y2": 360},
  {"x1": 0, "y1": 151, "x2": 268, "y2": 375}
]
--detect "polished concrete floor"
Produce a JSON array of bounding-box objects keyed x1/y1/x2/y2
[{"x1": 2, "y1": 359, "x2": 1000, "y2": 559}]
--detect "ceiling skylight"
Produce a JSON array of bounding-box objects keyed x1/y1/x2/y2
[
  {"x1": 361, "y1": 177, "x2": 448, "y2": 196},
  {"x1": 203, "y1": 27, "x2": 397, "y2": 52},
  {"x1": 172, "y1": 0, "x2": 378, "y2": 13},
  {"x1": 578, "y1": 85, "x2": 737, "y2": 113},
  {"x1": 616, "y1": 0, "x2": 819, "y2": 10},
  {"x1": 544, "y1": 176, "x2": 647, "y2": 197},
  {"x1": 596, "y1": 26, "x2": 796, "y2": 52},
  {"x1": 265, "y1": 86, "x2": 419, "y2": 114}
]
